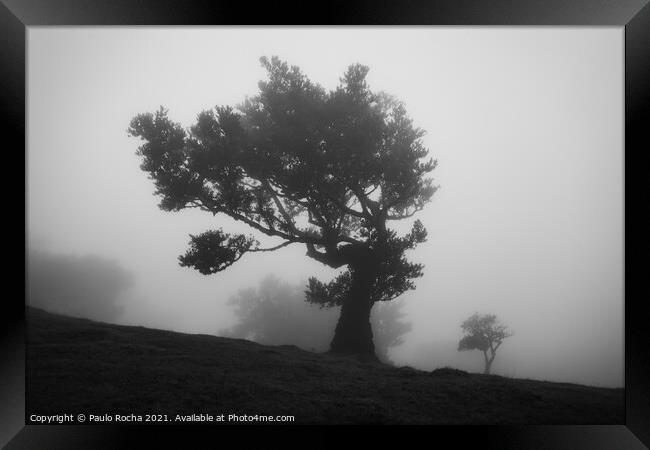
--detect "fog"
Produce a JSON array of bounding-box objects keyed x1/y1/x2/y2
[
  {"x1": 27, "y1": 27, "x2": 623, "y2": 387},
  {"x1": 27, "y1": 249, "x2": 134, "y2": 322}
]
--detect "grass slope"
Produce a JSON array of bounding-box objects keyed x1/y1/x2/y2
[{"x1": 26, "y1": 307, "x2": 623, "y2": 424}]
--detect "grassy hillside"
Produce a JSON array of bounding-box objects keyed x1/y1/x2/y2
[{"x1": 26, "y1": 307, "x2": 623, "y2": 424}]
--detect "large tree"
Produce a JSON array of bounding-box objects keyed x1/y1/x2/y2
[
  {"x1": 128, "y1": 56, "x2": 437, "y2": 357},
  {"x1": 458, "y1": 313, "x2": 512, "y2": 375}
]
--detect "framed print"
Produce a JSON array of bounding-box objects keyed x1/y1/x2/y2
[{"x1": 2, "y1": 0, "x2": 649, "y2": 447}]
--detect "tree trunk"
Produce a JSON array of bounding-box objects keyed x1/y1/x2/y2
[
  {"x1": 330, "y1": 265, "x2": 376, "y2": 358},
  {"x1": 484, "y1": 353, "x2": 495, "y2": 375}
]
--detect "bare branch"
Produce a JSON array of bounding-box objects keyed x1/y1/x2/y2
[
  {"x1": 386, "y1": 208, "x2": 421, "y2": 220},
  {"x1": 249, "y1": 240, "x2": 297, "y2": 253}
]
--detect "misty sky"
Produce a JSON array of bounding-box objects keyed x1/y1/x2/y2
[{"x1": 27, "y1": 27, "x2": 623, "y2": 387}]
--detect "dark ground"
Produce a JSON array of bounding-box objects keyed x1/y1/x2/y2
[{"x1": 26, "y1": 307, "x2": 624, "y2": 425}]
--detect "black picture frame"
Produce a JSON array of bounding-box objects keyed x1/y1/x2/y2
[{"x1": 2, "y1": 0, "x2": 649, "y2": 447}]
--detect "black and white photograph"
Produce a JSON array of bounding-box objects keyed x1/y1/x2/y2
[{"x1": 24, "y1": 26, "x2": 625, "y2": 426}]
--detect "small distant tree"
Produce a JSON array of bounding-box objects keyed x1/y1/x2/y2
[{"x1": 458, "y1": 313, "x2": 512, "y2": 375}]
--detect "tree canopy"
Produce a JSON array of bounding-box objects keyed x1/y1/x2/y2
[{"x1": 128, "y1": 56, "x2": 436, "y2": 303}]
